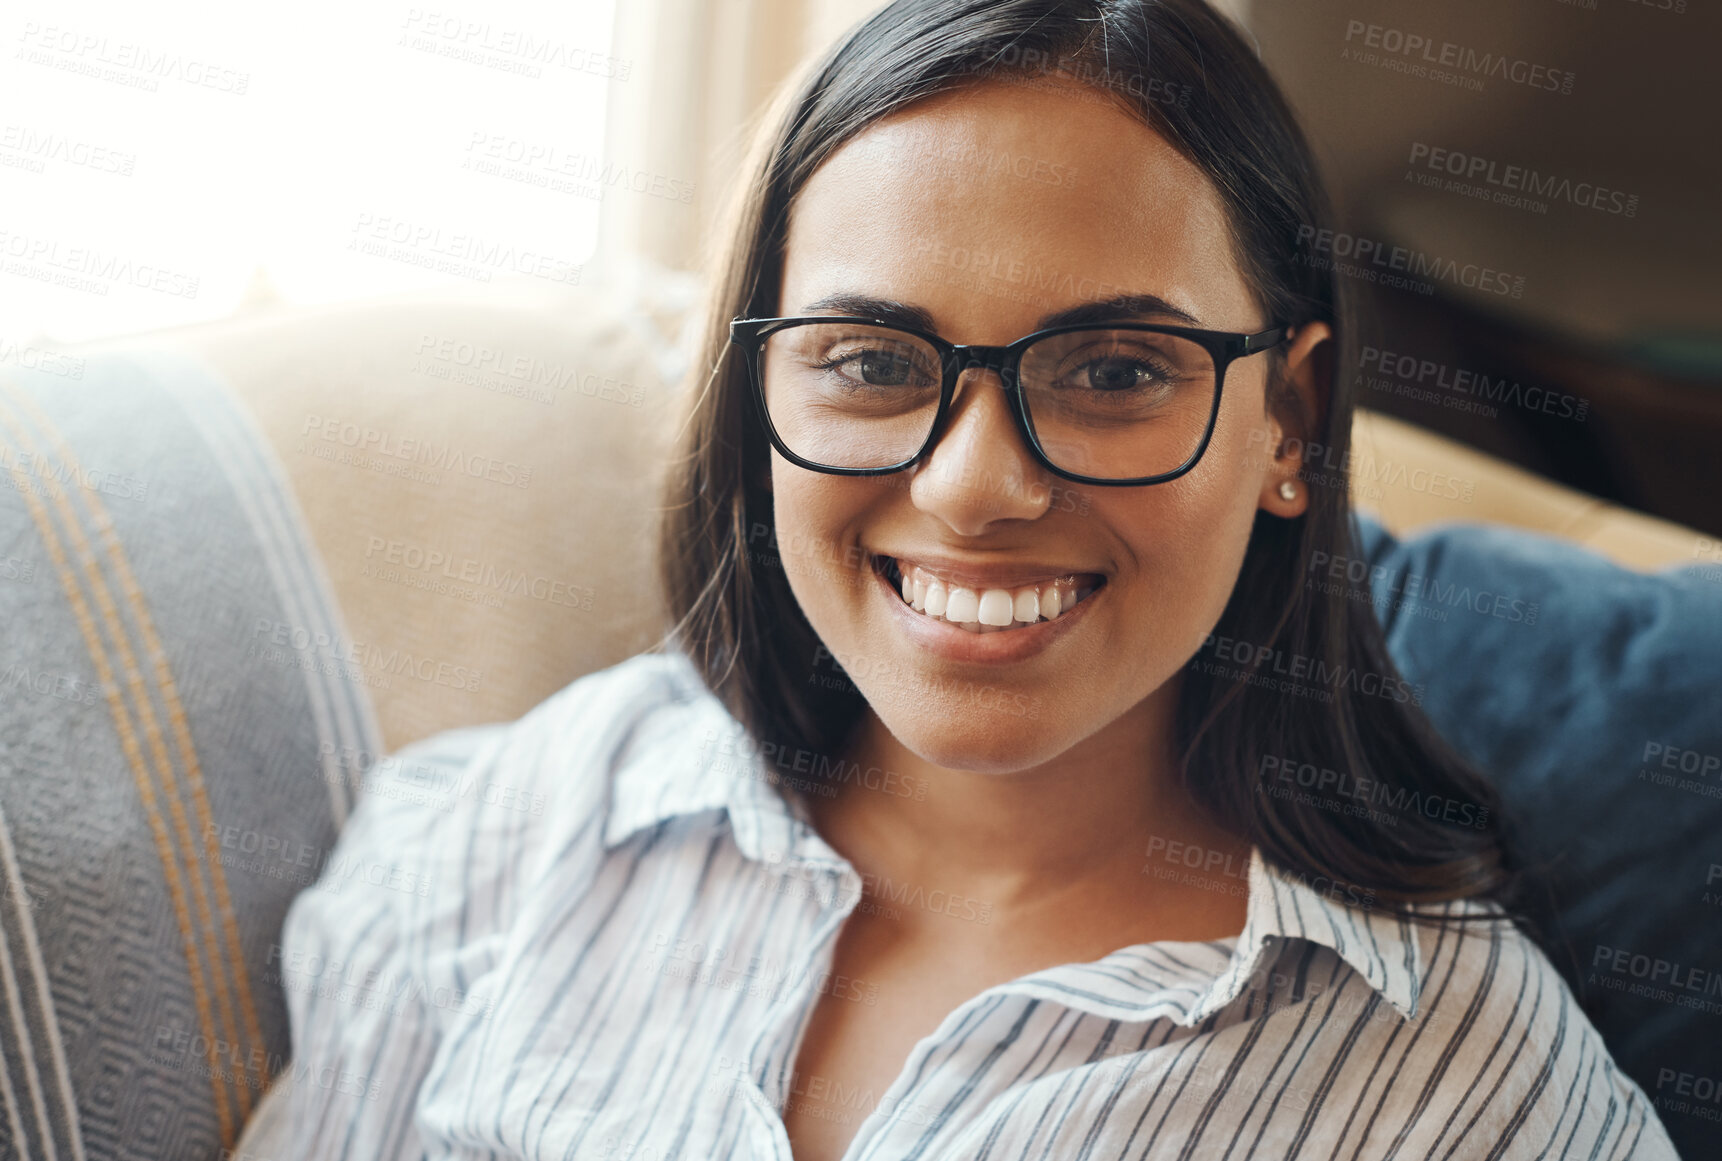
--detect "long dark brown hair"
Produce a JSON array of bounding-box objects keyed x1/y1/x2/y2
[{"x1": 655, "y1": 0, "x2": 1520, "y2": 915}]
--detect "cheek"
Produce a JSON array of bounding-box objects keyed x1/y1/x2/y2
[
  {"x1": 1102, "y1": 438, "x2": 1262, "y2": 648},
  {"x1": 768, "y1": 464, "x2": 873, "y2": 616},
  {"x1": 1213, "y1": 376, "x2": 1279, "y2": 491},
  {"x1": 1113, "y1": 483, "x2": 1248, "y2": 596}
]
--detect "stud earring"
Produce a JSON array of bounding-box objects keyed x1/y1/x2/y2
[{"x1": 1278, "y1": 480, "x2": 1298, "y2": 501}]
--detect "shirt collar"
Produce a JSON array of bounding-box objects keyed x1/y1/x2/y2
[
  {"x1": 601, "y1": 656, "x2": 814, "y2": 867},
  {"x1": 1187, "y1": 847, "x2": 1425, "y2": 1023},
  {"x1": 602, "y1": 657, "x2": 1424, "y2": 1025}
]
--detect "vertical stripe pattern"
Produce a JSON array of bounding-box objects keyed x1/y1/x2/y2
[
  {"x1": 0, "y1": 383, "x2": 260, "y2": 1143},
  {"x1": 242, "y1": 651, "x2": 1680, "y2": 1160}
]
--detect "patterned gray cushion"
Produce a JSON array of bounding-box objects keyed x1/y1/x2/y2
[{"x1": 0, "y1": 351, "x2": 378, "y2": 1158}]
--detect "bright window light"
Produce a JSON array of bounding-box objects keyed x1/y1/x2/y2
[{"x1": 1, "y1": 0, "x2": 619, "y2": 346}]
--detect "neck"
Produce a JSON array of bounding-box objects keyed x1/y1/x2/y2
[{"x1": 799, "y1": 676, "x2": 1252, "y2": 942}]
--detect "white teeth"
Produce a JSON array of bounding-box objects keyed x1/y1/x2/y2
[
  {"x1": 977, "y1": 590, "x2": 1014, "y2": 626},
  {"x1": 945, "y1": 587, "x2": 980, "y2": 624},
  {"x1": 924, "y1": 580, "x2": 948, "y2": 617},
  {"x1": 886, "y1": 559, "x2": 1098, "y2": 632}
]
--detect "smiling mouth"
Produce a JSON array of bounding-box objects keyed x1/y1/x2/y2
[{"x1": 872, "y1": 555, "x2": 1105, "y2": 634}]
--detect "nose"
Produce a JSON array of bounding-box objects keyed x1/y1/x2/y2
[{"x1": 909, "y1": 365, "x2": 1053, "y2": 535}]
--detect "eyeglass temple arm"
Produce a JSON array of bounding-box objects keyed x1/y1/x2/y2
[
  {"x1": 1239, "y1": 323, "x2": 1294, "y2": 354},
  {"x1": 1236, "y1": 325, "x2": 1292, "y2": 356}
]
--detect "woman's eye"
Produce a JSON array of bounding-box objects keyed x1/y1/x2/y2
[
  {"x1": 819, "y1": 348, "x2": 927, "y2": 387},
  {"x1": 1072, "y1": 356, "x2": 1171, "y2": 393},
  {"x1": 857, "y1": 350, "x2": 915, "y2": 385}
]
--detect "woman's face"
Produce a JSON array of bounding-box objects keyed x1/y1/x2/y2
[{"x1": 770, "y1": 78, "x2": 1322, "y2": 775}]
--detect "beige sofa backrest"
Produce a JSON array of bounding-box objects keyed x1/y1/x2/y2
[{"x1": 109, "y1": 276, "x2": 1707, "y2": 751}]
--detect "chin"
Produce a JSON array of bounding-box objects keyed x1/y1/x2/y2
[{"x1": 866, "y1": 691, "x2": 1074, "y2": 775}]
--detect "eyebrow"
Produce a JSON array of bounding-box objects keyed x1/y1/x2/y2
[{"x1": 798, "y1": 291, "x2": 1204, "y2": 332}]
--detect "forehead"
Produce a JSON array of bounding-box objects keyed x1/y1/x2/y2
[{"x1": 779, "y1": 79, "x2": 1254, "y2": 333}]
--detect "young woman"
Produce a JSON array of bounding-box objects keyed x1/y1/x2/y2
[{"x1": 244, "y1": 1, "x2": 1677, "y2": 1158}]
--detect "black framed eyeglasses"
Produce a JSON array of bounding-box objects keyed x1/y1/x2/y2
[{"x1": 728, "y1": 315, "x2": 1290, "y2": 486}]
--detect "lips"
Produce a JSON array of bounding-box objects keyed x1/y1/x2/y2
[
  {"x1": 871, "y1": 553, "x2": 1105, "y2": 633},
  {"x1": 872, "y1": 553, "x2": 1106, "y2": 592},
  {"x1": 866, "y1": 553, "x2": 1102, "y2": 663}
]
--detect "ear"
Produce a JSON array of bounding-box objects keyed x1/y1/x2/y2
[{"x1": 1257, "y1": 321, "x2": 1332, "y2": 519}]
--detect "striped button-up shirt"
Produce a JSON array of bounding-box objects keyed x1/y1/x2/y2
[{"x1": 241, "y1": 650, "x2": 1678, "y2": 1160}]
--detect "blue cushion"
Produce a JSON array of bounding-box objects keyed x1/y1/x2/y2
[{"x1": 1354, "y1": 511, "x2": 1722, "y2": 1158}]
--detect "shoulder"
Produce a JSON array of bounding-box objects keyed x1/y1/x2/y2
[
  {"x1": 266, "y1": 651, "x2": 727, "y2": 1152},
  {"x1": 484, "y1": 647, "x2": 710, "y2": 769},
  {"x1": 382, "y1": 648, "x2": 710, "y2": 816},
  {"x1": 1395, "y1": 905, "x2": 1679, "y2": 1159},
  {"x1": 288, "y1": 650, "x2": 719, "y2": 961}
]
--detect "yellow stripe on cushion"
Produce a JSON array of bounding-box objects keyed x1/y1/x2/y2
[{"x1": 0, "y1": 392, "x2": 250, "y2": 1141}]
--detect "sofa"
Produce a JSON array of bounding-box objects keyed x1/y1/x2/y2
[{"x1": 1, "y1": 262, "x2": 1717, "y2": 1159}]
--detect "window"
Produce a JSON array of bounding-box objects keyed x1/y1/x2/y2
[{"x1": 2, "y1": 0, "x2": 619, "y2": 345}]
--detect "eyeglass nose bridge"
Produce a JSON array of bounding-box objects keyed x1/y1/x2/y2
[
  {"x1": 945, "y1": 342, "x2": 1019, "y2": 383},
  {"x1": 923, "y1": 343, "x2": 1033, "y2": 468}
]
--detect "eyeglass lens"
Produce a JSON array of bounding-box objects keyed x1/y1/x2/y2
[{"x1": 758, "y1": 321, "x2": 1218, "y2": 479}]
